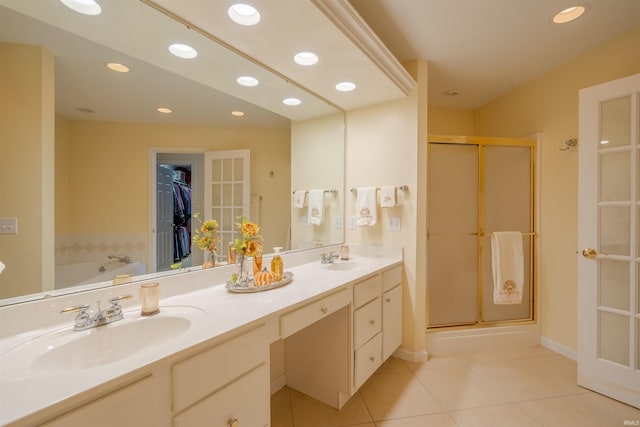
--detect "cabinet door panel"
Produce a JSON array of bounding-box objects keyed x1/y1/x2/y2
[
  {"x1": 41, "y1": 375, "x2": 159, "y2": 427},
  {"x1": 354, "y1": 333, "x2": 382, "y2": 390},
  {"x1": 382, "y1": 285, "x2": 402, "y2": 360}
]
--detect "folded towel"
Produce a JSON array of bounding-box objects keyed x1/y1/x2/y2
[
  {"x1": 307, "y1": 190, "x2": 324, "y2": 225},
  {"x1": 0, "y1": 260, "x2": 5, "y2": 274},
  {"x1": 293, "y1": 190, "x2": 306, "y2": 208},
  {"x1": 380, "y1": 186, "x2": 396, "y2": 208},
  {"x1": 356, "y1": 187, "x2": 377, "y2": 226},
  {"x1": 491, "y1": 231, "x2": 524, "y2": 304}
]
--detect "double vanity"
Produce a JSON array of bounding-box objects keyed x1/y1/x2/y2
[{"x1": 0, "y1": 245, "x2": 403, "y2": 427}]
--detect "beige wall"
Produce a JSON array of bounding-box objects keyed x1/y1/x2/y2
[
  {"x1": 58, "y1": 120, "x2": 291, "y2": 269},
  {"x1": 473, "y1": 28, "x2": 640, "y2": 351},
  {"x1": 290, "y1": 113, "x2": 344, "y2": 249},
  {"x1": 427, "y1": 108, "x2": 475, "y2": 135},
  {"x1": 0, "y1": 44, "x2": 55, "y2": 299},
  {"x1": 345, "y1": 60, "x2": 428, "y2": 355}
]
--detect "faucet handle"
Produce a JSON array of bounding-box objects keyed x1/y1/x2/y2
[
  {"x1": 108, "y1": 294, "x2": 133, "y2": 305},
  {"x1": 60, "y1": 304, "x2": 91, "y2": 314}
]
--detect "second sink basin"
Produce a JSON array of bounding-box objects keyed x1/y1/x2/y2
[{"x1": 324, "y1": 261, "x2": 371, "y2": 272}]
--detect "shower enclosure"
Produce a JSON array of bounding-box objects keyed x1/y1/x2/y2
[{"x1": 426, "y1": 135, "x2": 537, "y2": 329}]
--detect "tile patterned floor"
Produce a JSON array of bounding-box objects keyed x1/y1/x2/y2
[{"x1": 271, "y1": 346, "x2": 640, "y2": 427}]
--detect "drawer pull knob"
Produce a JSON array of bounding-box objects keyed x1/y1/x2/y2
[
  {"x1": 321, "y1": 306, "x2": 328, "y2": 314},
  {"x1": 369, "y1": 355, "x2": 376, "y2": 362},
  {"x1": 385, "y1": 297, "x2": 391, "y2": 303},
  {"x1": 228, "y1": 418, "x2": 238, "y2": 427},
  {"x1": 369, "y1": 319, "x2": 375, "y2": 325}
]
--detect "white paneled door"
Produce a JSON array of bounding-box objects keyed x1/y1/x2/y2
[
  {"x1": 578, "y1": 73, "x2": 640, "y2": 408},
  {"x1": 204, "y1": 150, "x2": 250, "y2": 262}
]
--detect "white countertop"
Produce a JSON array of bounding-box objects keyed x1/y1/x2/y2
[{"x1": 0, "y1": 245, "x2": 402, "y2": 426}]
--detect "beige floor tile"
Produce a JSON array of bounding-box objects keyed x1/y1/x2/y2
[
  {"x1": 414, "y1": 365, "x2": 512, "y2": 409},
  {"x1": 359, "y1": 368, "x2": 444, "y2": 420},
  {"x1": 404, "y1": 354, "x2": 469, "y2": 373},
  {"x1": 271, "y1": 387, "x2": 293, "y2": 427},
  {"x1": 450, "y1": 403, "x2": 542, "y2": 427},
  {"x1": 446, "y1": 345, "x2": 556, "y2": 364},
  {"x1": 468, "y1": 358, "x2": 575, "y2": 401},
  {"x1": 518, "y1": 395, "x2": 619, "y2": 427},
  {"x1": 577, "y1": 391, "x2": 640, "y2": 423},
  {"x1": 288, "y1": 387, "x2": 373, "y2": 427},
  {"x1": 375, "y1": 356, "x2": 415, "y2": 375},
  {"x1": 376, "y1": 412, "x2": 459, "y2": 426}
]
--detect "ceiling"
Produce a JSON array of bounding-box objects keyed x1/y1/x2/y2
[
  {"x1": 1, "y1": 0, "x2": 639, "y2": 126},
  {"x1": 349, "y1": 0, "x2": 640, "y2": 109}
]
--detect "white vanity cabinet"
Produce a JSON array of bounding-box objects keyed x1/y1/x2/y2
[
  {"x1": 171, "y1": 324, "x2": 270, "y2": 427},
  {"x1": 39, "y1": 375, "x2": 161, "y2": 427},
  {"x1": 352, "y1": 265, "x2": 403, "y2": 390}
]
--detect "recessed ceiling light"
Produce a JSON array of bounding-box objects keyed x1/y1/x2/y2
[
  {"x1": 600, "y1": 140, "x2": 609, "y2": 145},
  {"x1": 231, "y1": 111, "x2": 245, "y2": 117},
  {"x1": 443, "y1": 89, "x2": 459, "y2": 96},
  {"x1": 106, "y1": 62, "x2": 129, "y2": 73},
  {"x1": 157, "y1": 107, "x2": 172, "y2": 114},
  {"x1": 282, "y1": 98, "x2": 301, "y2": 106},
  {"x1": 228, "y1": 3, "x2": 261, "y2": 26},
  {"x1": 335, "y1": 82, "x2": 356, "y2": 92},
  {"x1": 236, "y1": 76, "x2": 259, "y2": 87},
  {"x1": 59, "y1": 0, "x2": 102, "y2": 16},
  {"x1": 168, "y1": 43, "x2": 198, "y2": 59},
  {"x1": 553, "y1": 5, "x2": 588, "y2": 24},
  {"x1": 294, "y1": 51, "x2": 319, "y2": 66}
]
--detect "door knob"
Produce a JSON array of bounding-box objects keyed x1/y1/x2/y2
[{"x1": 582, "y1": 248, "x2": 597, "y2": 259}]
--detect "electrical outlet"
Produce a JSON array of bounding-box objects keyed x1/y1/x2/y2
[
  {"x1": 0, "y1": 217, "x2": 18, "y2": 234},
  {"x1": 388, "y1": 216, "x2": 401, "y2": 231},
  {"x1": 334, "y1": 215, "x2": 343, "y2": 229}
]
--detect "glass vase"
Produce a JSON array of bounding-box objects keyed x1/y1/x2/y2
[{"x1": 202, "y1": 251, "x2": 216, "y2": 269}]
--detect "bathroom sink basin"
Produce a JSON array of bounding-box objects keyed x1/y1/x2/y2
[
  {"x1": 0, "y1": 306, "x2": 204, "y2": 378},
  {"x1": 324, "y1": 261, "x2": 371, "y2": 272}
]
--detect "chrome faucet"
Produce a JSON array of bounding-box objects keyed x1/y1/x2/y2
[
  {"x1": 320, "y1": 252, "x2": 339, "y2": 264},
  {"x1": 108, "y1": 254, "x2": 131, "y2": 263},
  {"x1": 61, "y1": 294, "x2": 132, "y2": 331}
]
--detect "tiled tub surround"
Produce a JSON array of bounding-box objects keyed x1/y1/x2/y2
[{"x1": 0, "y1": 245, "x2": 402, "y2": 426}]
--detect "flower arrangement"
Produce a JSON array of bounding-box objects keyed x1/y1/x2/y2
[
  {"x1": 231, "y1": 215, "x2": 262, "y2": 258},
  {"x1": 230, "y1": 215, "x2": 262, "y2": 285},
  {"x1": 191, "y1": 213, "x2": 220, "y2": 268}
]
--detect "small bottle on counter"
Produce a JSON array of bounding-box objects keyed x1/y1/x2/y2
[
  {"x1": 340, "y1": 244, "x2": 350, "y2": 260},
  {"x1": 271, "y1": 247, "x2": 283, "y2": 281},
  {"x1": 140, "y1": 282, "x2": 160, "y2": 316}
]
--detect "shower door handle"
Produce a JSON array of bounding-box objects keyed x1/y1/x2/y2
[{"x1": 581, "y1": 248, "x2": 597, "y2": 259}]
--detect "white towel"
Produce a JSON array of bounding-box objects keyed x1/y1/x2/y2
[
  {"x1": 307, "y1": 190, "x2": 324, "y2": 225},
  {"x1": 0, "y1": 261, "x2": 5, "y2": 274},
  {"x1": 356, "y1": 187, "x2": 377, "y2": 226},
  {"x1": 293, "y1": 190, "x2": 306, "y2": 208},
  {"x1": 491, "y1": 231, "x2": 524, "y2": 304},
  {"x1": 380, "y1": 186, "x2": 396, "y2": 208}
]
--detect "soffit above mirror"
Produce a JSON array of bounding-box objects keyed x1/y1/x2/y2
[
  {"x1": 0, "y1": 0, "x2": 341, "y2": 123},
  {"x1": 144, "y1": 0, "x2": 416, "y2": 111}
]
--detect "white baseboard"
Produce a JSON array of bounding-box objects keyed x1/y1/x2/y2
[
  {"x1": 270, "y1": 374, "x2": 286, "y2": 396},
  {"x1": 392, "y1": 347, "x2": 428, "y2": 363},
  {"x1": 540, "y1": 336, "x2": 577, "y2": 361}
]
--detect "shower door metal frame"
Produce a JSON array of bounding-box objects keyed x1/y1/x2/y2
[{"x1": 426, "y1": 134, "x2": 537, "y2": 330}]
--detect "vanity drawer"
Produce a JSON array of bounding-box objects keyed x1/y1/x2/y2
[
  {"x1": 353, "y1": 275, "x2": 382, "y2": 308},
  {"x1": 281, "y1": 288, "x2": 350, "y2": 338},
  {"x1": 382, "y1": 265, "x2": 402, "y2": 293},
  {"x1": 354, "y1": 333, "x2": 382, "y2": 389},
  {"x1": 172, "y1": 324, "x2": 267, "y2": 413},
  {"x1": 173, "y1": 363, "x2": 269, "y2": 427},
  {"x1": 353, "y1": 297, "x2": 381, "y2": 349}
]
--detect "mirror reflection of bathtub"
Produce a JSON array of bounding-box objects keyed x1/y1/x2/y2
[{"x1": 55, "y1": 260, "x2": 146, "y2": 289}]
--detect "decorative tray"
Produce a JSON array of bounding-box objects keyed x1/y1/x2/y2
[{"x1": 225, "y1": 271, "x2": 294, "y2": 293}]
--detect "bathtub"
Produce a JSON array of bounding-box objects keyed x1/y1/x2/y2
[{"x1": 55, "y1": 260, "x2": 146, "y2": 289}]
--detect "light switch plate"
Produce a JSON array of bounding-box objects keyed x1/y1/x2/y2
[
  {"x1": 388, "y1": 216, "x2": 401, "y2": 231},
  {"x1": 0, "y1": 217, "x2": 18, "y2": 234},
  {"x1": 349, "y1": 217, "x2": 358, "y2": 230},
  {"x1": 334, "y1": 215, "x2": 343, "y2": 229}
]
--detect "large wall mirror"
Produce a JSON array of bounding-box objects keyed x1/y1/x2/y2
[{"x1": 0, "y1": 1, "x2": 345, "y2": 305}]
